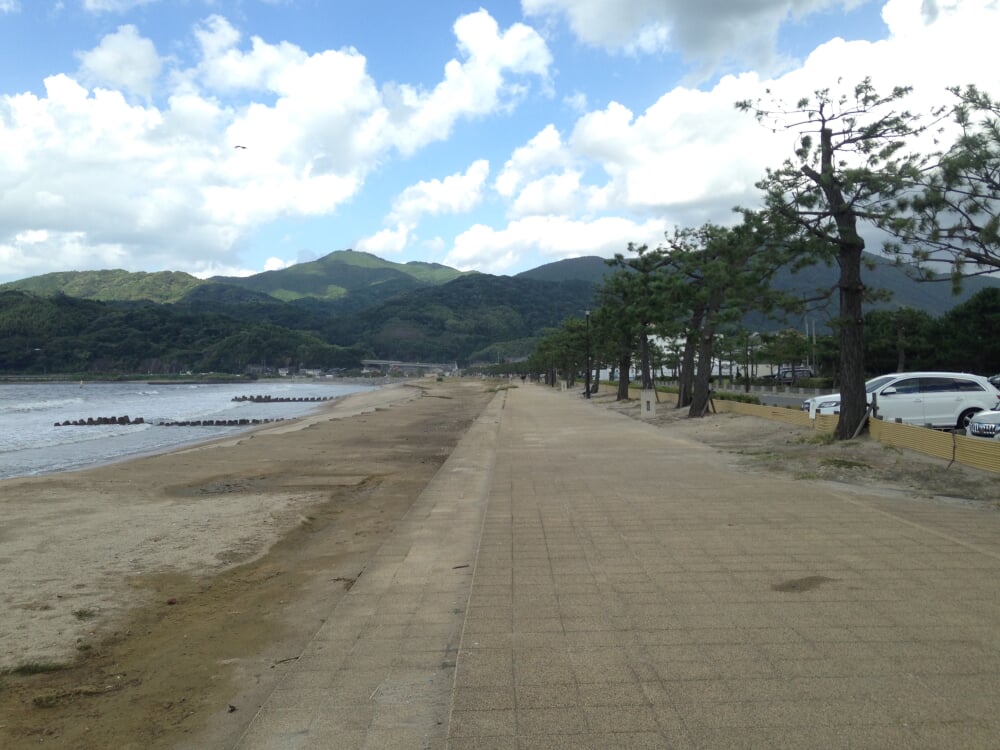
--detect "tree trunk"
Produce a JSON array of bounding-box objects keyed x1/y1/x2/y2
[
  {"x1": 835, "y1": 243, "x2": 868, "y2": 438},
  {"x1": 676, "y1": 308, "x2": 704, "y2": 408},
  {"x1": 638, "y1": 327, "x2": 652, "y2": 390},
  {"x1": 687, "y1": 325, "x2": 717, "y2": 417},
  {"x1": 616, "y1": 355, "x2": 631, "y2": 400},
  {"x1": 617, "y1": 333, "x2": 631, "y2": 401},
  {"x1": 811, "y1": 126, "x2": 868, "y2": 440}
]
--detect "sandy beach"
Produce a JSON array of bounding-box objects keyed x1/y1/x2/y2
[
  {"x1": 3, "y1": 378, "x2": 997, "y2": 749},
  {"x1": 1, "y1": 378, "x2": 497, "y2": 748}
]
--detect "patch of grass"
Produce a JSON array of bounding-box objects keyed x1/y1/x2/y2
[
  {"x1": 5, "y1": 661, "x2": 68, "y2": 676},
  {"x1": 76, "y1": 643, "x2": 93, "y2": 653},
  {"x1": 72, "y1": 608, "x2": 97, "y2": 621},
  {"x1": 820, "y1": 457, "x2": 871, "y2": 470},
  {"x1": 800, "y1": 432, "x2": 836, "y2": 445},
  {"x1": 715, "y1": 392, "x2": 761, "y2": 405}
]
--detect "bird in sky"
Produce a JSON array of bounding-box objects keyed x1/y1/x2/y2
[{"x1": 234, "y1": 145, "x2": 247, "y2": 149}]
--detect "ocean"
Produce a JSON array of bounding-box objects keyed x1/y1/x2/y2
[{"x1": 0, "y1": 380, "x2": 376, "y2": 480}]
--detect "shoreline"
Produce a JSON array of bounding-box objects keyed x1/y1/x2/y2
[
  {"x1": 0, "y1": 379, "x2": 390, "y2": 482},
  {"x1": 0, "y1": 381, "x2": 422, "y2": 672},
  {"x1": 0, "y1": 378, "x2": 500, "y2": 749}
]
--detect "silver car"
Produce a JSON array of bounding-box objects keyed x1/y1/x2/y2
[
  {"x1": 802, "y1": 372, "x2": 1000, "y2": 430},
  {"x1": 968, "y1": 404, "x2": 1000, "y2": 439}
]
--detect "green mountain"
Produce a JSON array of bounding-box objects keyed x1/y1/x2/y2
[
  {"x1": 327, "y1": 274, "x2": 596, "y2": 363},
  {"x1": 764, "y1": 253, "x2": 1000, "y2": 329},
  {"x1": 208, "y1": 249, "x2": 466, "y2": 306},
  {"x1": 1, "y1": 269, "x2": 202, "y2": 303},
  {"x1": 516, "y1": 256, "x2": 613, "y2": 284},
  {"x1": 0, "y1": 249, "x2": 466, "y2": 308},
  {"x1": 2, "y1": 248, "x2": 998, "y2": 376}
]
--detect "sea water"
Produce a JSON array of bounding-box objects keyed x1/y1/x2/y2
[{"x1": 0, "y1": 380, "x2": 375, "y2": 480}]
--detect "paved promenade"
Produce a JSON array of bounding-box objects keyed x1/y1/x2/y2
[{"x1": 233, "y1": 383, "x2": 1000, "y2": 749}]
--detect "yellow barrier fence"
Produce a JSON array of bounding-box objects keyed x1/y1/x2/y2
[
  {"x1": 616, "y1": 386, "x2": 999, "y2": 473},
  {"x1": 716, "y1": 400, "x2": 1000, "y2": 474},
  {"x1": 868, "y1": 418, "x2": 1000, "y2": 474}
]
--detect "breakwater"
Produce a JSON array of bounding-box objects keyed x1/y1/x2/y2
[
  {"x1": 231, "y1": 394, "x2": 338, "y2": 403},
  {"x1": 55, "y1": 416, "x2": 286, "y2": 427}
]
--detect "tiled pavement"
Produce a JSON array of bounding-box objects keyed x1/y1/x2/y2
[{"x1": 234, "y1": 384, "x2": 1000, "y2": 749}]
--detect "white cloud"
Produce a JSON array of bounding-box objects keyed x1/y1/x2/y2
[
  {"x1": 0, "y1": 229, "x2": 128, "y2": 280},
  {"x1": 495, "y1": 124, "x2": 572, "y2": 198},
  {"x1": 568, "y1": 74, "x2": 783, "y2": 214},
  {"x1": 358, "y1": 160, "x2": 491, "y2": 256},
  {"x1": 522, "y1": 0, "x2": 866, "y2": 71},
  {"x1": 263, "y1": 256, "x2": 293, "y2": 271},
  {"x1": 389, "y1": 160, "x2": 490, "y2": 224},
  {"x1": 0, "y1": 1, "x2": 20, "y2": 13},
  {"x1": 1, "y1": 0, "x2": 997, "y2": 283},
  {"x1": 563, "y1": 91, "x2": 588, "y2": 112},
  {"x1": 510, "y1": 170, "x2": 584, "y2": 217},
  {"x1": 382, "y1": 10, "x2": 553, "y2": 155},
  {"x1": 0, "y1": 9, "x2": 552, "y2": 281},
  {"x1": 356, "y1": 224, "x2": 411, "y2": 256},
  {"x1": 469, "y1": 0, "x2": 1000, "y2": 274},
  {"x1": 445, "y1": 215, "x2": 668, "y2": 273},
  {"x1": 77, "y1": 25, "x2": 162, "y2": 99},
  {"x1": 83, "y1": 0, "x2": 157, "y2": 12}
]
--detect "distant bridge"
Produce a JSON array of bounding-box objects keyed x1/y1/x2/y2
[{"x1": 361, "y1": 359, "x2": 458, "y2": 376}]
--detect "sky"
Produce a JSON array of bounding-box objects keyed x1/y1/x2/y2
[{"x1": 0, "y1": 0, "x2": 997, "y2": 284}]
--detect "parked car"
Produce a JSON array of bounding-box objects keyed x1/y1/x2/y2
[
  {"x1": 768, "y1": 367, "x2": 814, "y2": 384},
  {"x1": 801, "y1": 372, "x2": 1000, "y2": 429},
  {"x1": 967, "y1": 404, "x2": 1000, "y2": 440}
]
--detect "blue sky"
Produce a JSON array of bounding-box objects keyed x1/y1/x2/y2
[{"x1": 0, "y1": 0, "x2": 997, "y2": 282}]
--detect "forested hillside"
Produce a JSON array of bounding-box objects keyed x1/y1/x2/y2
[
  {"x1": 326, "y1": 275, "x2": 596, "y2": 362},
  {"x1": 0, "y1": 291, "x2": 365, "y2": 375},
  {"x1": 0, "y1": 271, "x2": 597, "y2": 374},
  {"x1": 2, "y1": 249, "x2": 997, "y2": 377}
]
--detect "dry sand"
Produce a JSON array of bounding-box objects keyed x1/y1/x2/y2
[{"x1": 0, "y1": 382, "x2": 424, "y2": 670}]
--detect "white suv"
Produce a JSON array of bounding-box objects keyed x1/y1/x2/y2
[{"x1": 802, "y1": 372, "x2": 1000, "y2": 430}]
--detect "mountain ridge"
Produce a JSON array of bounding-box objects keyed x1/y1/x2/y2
[
  {"x1": 5, "y1": 248, "x2": 996, "y2": 321},
  {"x1": 2, "y1": 249, "x2": 998, "y2": 375}
]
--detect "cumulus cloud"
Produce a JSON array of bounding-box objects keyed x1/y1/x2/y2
[
  {"x1": 381, "y1": 10, "x2": 553, "y2": 155},
  {"x1": 445, "y1": 215, "x2": 669, "y2": 273},
  {"x1": 1, "y1": 0, "x2": 997, "y2": 283},
  {"x1": 522, "y1": 0, "x2": 867, "y2": 72},
  {"x1": 356, "y1": 224, "x2": 411, "y2": 256},
  {"x1": 77, "y1": 25, "x2": 162, "y2": 99},
  {"x1": 389, "y1": 160, "x2": 490, "y2": 225},
  {"x1": 494, "y1": 124, "x2": 572, "y2": 198},
  {"x1": 0, "y1": 8, "x2": 553, "y2": 281},
  {"x1": 358, "y1": 160, "x2": 491, "y2": 256},
  {"x1": 444, "y1": 0, "x2": 999, "y2": 274}
]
